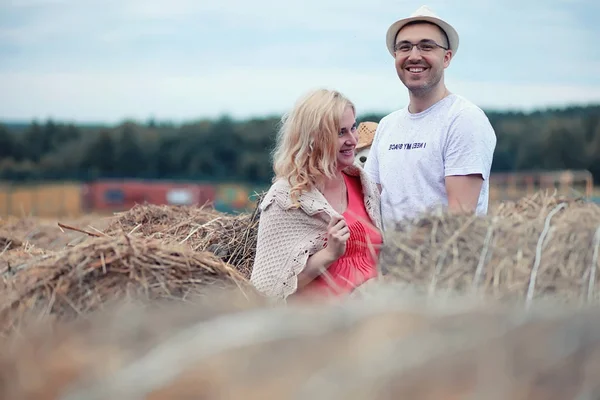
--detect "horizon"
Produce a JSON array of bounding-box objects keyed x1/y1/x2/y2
[{"x1": 2, "y1": 101, "x2": 599, "y2": 128}]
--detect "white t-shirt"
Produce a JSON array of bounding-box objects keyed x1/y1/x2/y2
[{"x1": 363, "y1": 94, "x2": 497, "y2": 227}]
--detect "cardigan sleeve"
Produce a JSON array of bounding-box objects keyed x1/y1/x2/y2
[{"x1": 250, "y1": 198, "x2": 328, "y2": 300}]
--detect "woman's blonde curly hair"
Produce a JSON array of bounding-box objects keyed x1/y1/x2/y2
[{"x1": 272, "y1": 88, "x2": 355, "y2": 207}]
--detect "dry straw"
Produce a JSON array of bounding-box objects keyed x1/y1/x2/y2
[
  {"x1": 0, "y1": 287, "x2": 599, "y2": 399},
  {"x1": 1, "y1": 242, "x2": 47, "y2": 276},
  {"x1": 1, "y1": 215, "x2": 104, "y2": 251},
  {"x1": 104, "y1": 203, "x2": 260, "y2": 279},
  {"x1": 0, "y1": 191, "x2": 600, "y2": 398},
  {"x1": 0, "y1": 233, "x2": 256, "y2": 334},
  {"x1": 380, "y1": 191, "x2": 600, "y2": 306}
]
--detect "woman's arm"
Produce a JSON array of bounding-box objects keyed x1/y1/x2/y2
[
  {"x1": 296, "y1": 247, "x2": 337, "y2": 289},
  {"x1": 251, "y1": 203, "x2": 329, "y2": 298},
  {"x1": 250, "y1": 198, "x2": 349, "y2": 298}
]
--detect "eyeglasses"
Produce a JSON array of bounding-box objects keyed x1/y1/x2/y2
[{"x1": 393, "y1": 40, "x2": 448, "y2": 54}]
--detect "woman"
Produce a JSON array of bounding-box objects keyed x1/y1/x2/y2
[{"x1": 250, "y1": 88, "x2": 383, "y2": 301}]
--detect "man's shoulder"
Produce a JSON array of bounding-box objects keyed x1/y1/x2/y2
[
  {"x1": 443, "y1": 95, "x2": 497, "y2": 149},
  {"x1": 446, "y1": 95, "x2": 492, "y2": 123}
]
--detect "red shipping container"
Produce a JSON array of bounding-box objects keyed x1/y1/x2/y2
[{"x1": 82, "y1": 180, "x2": 217, "y2": 213}]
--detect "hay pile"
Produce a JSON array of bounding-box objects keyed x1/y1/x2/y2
[
  {"x1": 104, "y1": 203, "x2": 260, "y2": 279},
  {"x1": 0, "y1": 233, "x2": 256, "y2": 334},
  {"x1": 3, "y1": 190, "x2": 598, "y2": 333},
  {"x1": 0, "y1": 288, "x2": 599, "y2": 399},
  {"x1": 380, "y1": 191, "x2": 600, "y2": 306},
  {"x1": 0, "y1": 214, "x2": 111, "y2": 251}
]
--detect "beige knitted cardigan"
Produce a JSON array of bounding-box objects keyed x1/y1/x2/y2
[{"x1": 250, "y1": 165, "x2": 383, "y2": 300}]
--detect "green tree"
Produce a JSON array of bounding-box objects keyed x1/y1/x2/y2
[
  {"x1": 115, "y1": 123, "x2": 145, "y2": 176},
  {"x1": 81, "y1": 130, "x2": 117, "y2": 176},
  {"x1": 0, "y1": 124, "x2": 14, "y2": 159},
  {"x1": 20, "y1": 120, "x2": 44, "y2": 161}
]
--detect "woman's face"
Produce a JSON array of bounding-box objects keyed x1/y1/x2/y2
[{"x1": 336, "y1": 106, "x2": 358, "y2": 171}]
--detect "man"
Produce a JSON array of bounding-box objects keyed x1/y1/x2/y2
[{"x1": 364, "y1": 5, "x2": 497, "y2": 226}]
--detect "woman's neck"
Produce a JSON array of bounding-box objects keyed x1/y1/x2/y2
[
  {"x1": 321, "y1": 171, "x2": 345, "y2": 190},
  {"x1": 320, "y1": 172, "x2": 347, "y2": 213}
]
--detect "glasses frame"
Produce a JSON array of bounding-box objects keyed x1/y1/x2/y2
[{"x1": 393, "y1": 40, "x2": 449, "y2": 55}]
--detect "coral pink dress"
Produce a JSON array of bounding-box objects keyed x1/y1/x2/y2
[{"x1": 293, "y1": 173, "x2": 383, "y2": 300}]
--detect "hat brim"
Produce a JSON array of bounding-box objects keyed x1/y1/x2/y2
[
  {"x1": 385, "y1": 16, "x2": 459, "y2": 57},
  {"x1": 356, "y1": 122, "x2": 377, "y2": 150}
]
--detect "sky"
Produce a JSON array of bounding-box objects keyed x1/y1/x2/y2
[{"x1": 1, "y1": 0, "x2": 599, "y2": 124}]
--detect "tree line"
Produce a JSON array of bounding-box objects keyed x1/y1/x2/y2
[{"x1": 0, "y1": 104, "x2": 599, "y2": 184}]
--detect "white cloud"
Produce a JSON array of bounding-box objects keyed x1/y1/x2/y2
[
  {"x1": 1, "y1": 0, "x2": 598, "y2": 121},
  {"x1": 5, "y1": 0, "x2": 70, "y2": 6},
  {"x1": 0, "y1": 1, "x2": 115, "y2": 45},
  {"x1": 1, "y1": 68, "x2": 598, "y2": 123},
  {"x1": 0, "y1": 0, "x2": 398, "y2": 45}
]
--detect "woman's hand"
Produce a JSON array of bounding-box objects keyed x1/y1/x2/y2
[
  {"x1": 296, "y1": 214, "x2": 349, "y2": 289},
  {"x1": 323, "y1": 215, "x2": 350, "y2": 262}
]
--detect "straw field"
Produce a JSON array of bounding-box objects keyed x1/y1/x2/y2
[{"x1": 0, "y1": 190, "x2": 599, "y2": 399}]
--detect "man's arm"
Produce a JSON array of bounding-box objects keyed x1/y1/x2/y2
[
  {"x1": 445, "y1": 174, "x2": 483, "y2": 214},
  {"x1": 443, "y1": 107, "x2": 497, "y2": 215}
]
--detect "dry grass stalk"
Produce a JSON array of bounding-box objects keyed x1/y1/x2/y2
[
  {"x1": 0, "y1": 234, "x2": 256, "y2": 335},
  {"x1": 0, "y1": 243, "x2": 48, "y2": 276},
  {"x1": 0, "y1": 288, "x2": 599, "y2": 399},
  {"x1": 380, "y1": 191, "x2": 600, "y2": 306},
  {"x1": 104, "y1": 203, "x2": 260, "y2": 279}
]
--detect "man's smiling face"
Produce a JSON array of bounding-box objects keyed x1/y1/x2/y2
[{"x1": 393, "y1": 22, "x2": 452, "y2": 95}]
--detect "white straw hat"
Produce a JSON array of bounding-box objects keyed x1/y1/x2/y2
[{"x1": 385, "y1": 5, "x2": 459, "y2": 57}]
